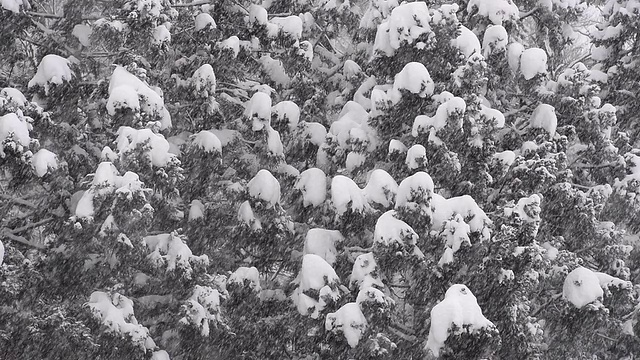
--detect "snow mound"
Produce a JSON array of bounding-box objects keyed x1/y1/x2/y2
[
  {"x1": 389, "y1": 139, "x2": 407, "y2": 154},
  {"x1": 248, "y1": 4, "x2": 268, "y2": 25},
  {"x1": 395, "y1": 171, "x2": 435, "y2": 211},
  {"x1": 88, "y1": 291, "x2": 156, "y2": 350},
  {"x1": 432, "y1": 193, "x2": 492, "y2": 241},
  {"x1": 426, "y1": 284, "x2": 495, "y2": 357},
  {"x1": 374, "y1": 210, "x2": 422, "y2": 257},
  {"x1": 530, "y1": 103, "x2": 557, "y2": 136},
  {"x1": 192, "y1": 64, "x2": 217, "y2": 97},
  {"x1": 246, "y1": 91, "x2": 272, "y2": 130},
  {"x1": 116, "y1": 126, "x2": 174, "y2": 167},
  {"x1": 405, "y1": 144, "x2": 427, "y2": 170},
  {"x1": 373, "y1": 2, "x2": 431, "y2": 56},
  {"x1": 143, "y1": 232, "x2": 209, "y2": 276},
  {"x1": 0, "y1": 87, "x2": 28, "y2": 105},
  {"x1": 272, "y1": 101, "x2": 300, "y2": 129},
  {"x1": 325, "y1": 303, "x2": 368, "y2": 347},
  {"x1": 247, "y1": 169, "x2": 281, "y2": 207},
  {"x1": 0, "y1": 112, "x2": 31, "y2": 156},
  {"x1": 292, "y1": 254, "x2": 341, "y2": 318},
  {"x1": 295, "y1": 168, "x2": 327, "y2": 207},
  {"x1": 479, "y1": 104, "x2": 505, "y2": 128},
  {"x1": 179, "y1": 285, "x2": 223, "y2": 336},
  {"x1": 228, "y1": 266, "x2": 261, "y2": 292},
  {"x1": 507, "y1": 42, "x2": 525, "y2": 73},
  {"x1": 189, "y1": 199, "x2": 205, "y2": 221},
  {"x1": 195, "y1": 13, "x2": 216, "y2": 31},
  {"x1": 31, "y1": 149, "x2": 58, "y2": 177},
  {"x1": 363, "y1": 169, "x2": 398, "y2": 208},
  {"x1": 331, "y1": 175, "x2": 369, "y2": 216},
  {"x1": 393, "y1": 62, "x2": 434, "y2": 98},
  {"x1": 28, "y1": 54, "x2": 73, "y2": 91},
  {"x1": 152, "y1": 24, "x2": 171, "y2": 45},
  {"x1": 191, "y1": 130, "x2": 222, "y2": 154},
  {"x1": 482, "y1": 25, "x2": 508, "y2": 57},
  {"x1": 238, "y1": 200, "x2": 262, "y2": 230},
  {"x1": 303, "y1": 228, "x2": 344, "y2": 266},
  {"x1": 504, "y1": 194, "x2": 542, "y2": 224},
  {"x1": 1, "y1": 0, "x2": 23, "y2": 12},
  {"x1": 452, "y1": 25, "x2": 480, "y2": 58},
  {"x1": 218, "y1": 36, "x2": 240, "y2": 57},
  {"x1": 520, "y1": 48, "x2": 548, "y2": 80},
  {"x1": 107, "y1": 66, "x2": 171, "y2": 129},
  {"x1": 563, "y1": 267, "x2": 604, "y2": 308},
  {"x1": 467, "y1": 0, "x2": 519, "y2": 25},
  {"x1": 350, "y1": 252, "x2": 384, "y2": 290},
  {"x1": 412, "y1": 96, "x2": 466, "y2": 142},
  {"x1": 302, "y1": 122, "x2": 327, "y2": 146},
  {"x1": 270, "y1": 15, "x2": 303, "y2": 40}
]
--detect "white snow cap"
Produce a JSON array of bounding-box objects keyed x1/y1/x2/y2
[
  {"x1": 331, "y1": 175, "x2": 369, "y2": 216},
  {"x1": 325, "y1": 303, "x2": 368, "y2": 347},
  {"x1": 195, "y1": 13, "x2": 217, "y2": 31},
  {"x1": 248, "y1": 4, "x2": 268, "y2": 25},
  {"x1": 0, "y1": 239, "x2": 4, "y2": 267},
  {"x1": 269, "y1": 15, "x2": 303, "y2": 40},
  {"x1": 412, "y1": 96, "x2": 466, "y2": 142},
  {"x1": 482, "y1": 25, "x2": 508, "y2": 57},
  {"x1": 28, "y1": 54, "x2": 74, "y2": 91},
  {"x1": 520, "y1": 48, "x2": 548, "y2": 80},
  {"x1": 343, "y1": 60, "x2": 362, "y2": 78},
  {"x1": 238, "y1": 200, "x2": 262, "y2": 230},
  {"x1": 426, "y1": 284, "x2": 495, "y2": 357},
  {"x1": 452, "y1": 25, "x2": 481, "y2": 58},
  {"x1": 363, "y1": 169, "x2": 399, "y2": 208},
  {"x1": 143, "y1": 232, "x2": 209, "y2": 276},
  {"x1": 467, "y1": 0, "x2": 519, "y2": 25},
  {"x1": 530, "y1": 103, "x2": 557, "y2": 136},
  {"x1": 0, "y1": 112, "x2": 31, "y2": 156},
  {"x1": 373, "y1": 2, "x2": 431, "y2": 56},
  {"x1": 152, "y1": 24, "x2": 171, "y2": 45},
  {"x1": 393, "y1": 62, "x2": 434, "y2": 98},
  {"x1": 1, "y1": 0, "x2": 23, "y2": 12},
  {"x1": 374, "y1": 210, "x2": 422, "y2": 257},
  {"x1": 295, "y1": 168, "x2": 327, "y2": 207},
  {"x1": 432, "y1": 193, "x2": 492, "y2": 241},
  {"x1": 31, "y1": 149, "x2": 58, "y2": 177},
  {"x1": 303, "y1": 228, "x2": 344, "y2": 266},
  {"x1": 292, "y1": 254, "x2": 341, "y2": 318},
  {"x1": 246, "y1": 91, "x2": 272, "y2": 130},
  {"x1": 389, "y1": 139, "x2": 408, "y2": 154},
  {"x1": 192, "y1": 64, "x2": 217, "y2": 97},
  {"x1": 563, "y1": 267, "x2": 604, "y2": 308},
  {"x1": 88, "y1": 291, "x2": 157, "y2": 350},
  {"x1": 266, "y1": 126, "x2": 284, "y2": 157},
  {"x1": 188, "y1": 199, "x2": 205, "y2": 221},
  {"x1": 507, "y1": 42, "x2": 525, "y2": 73},
  {"x1": 218, "y1": 36, "x2": 240, "y2": 57},
  {"x1": 272, "y1": 101, "x2": 300, "y2": 129},
  {"x1": 303, "y1": 122, "x2": 327, "y2": 146},
  {"x1": 247, "y1": 169, "x2": 281, "y2": 207},
  {"x1": 350, "y1": 252, "x2": 384, "y2": 289},
  {"x1": 228, "y1": 266, "x2": 261, "y2": 292},
  {"x1": 395, "y1": 171, "x2": 435, "y2": 210},
  {"x1": 0, "y1": 87, "x2": 28, "y2": 105},
  {"x1": 107, "y1": 66, "x2": 172, "y2": 129},
  {"x1": 406, "y1": 144, "x2": 427, "y2": 170},
  {"x1": 116, "y1": 126, "x2": 174, "y2": 167},
  {"x1": 179, "y1": 285, "x2": 223, "y2": 337},
  {"x1": 72, "y1": 24, "x2": 92, "y2": 47},
  {"x1": 191, "y1": 130, "x2": 222, "y2": 154}
]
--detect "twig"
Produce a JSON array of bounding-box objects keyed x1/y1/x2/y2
[
  {"x1": 9, "y1": 218, "x2": 54, "y2": 234},
  {"x1": 520, "y1": 7, "x2": 539, "y2": 20},
  {"x1": 0, "y1": 194, "x2": 38, "y2": 208},
  {"x1": 2, "y1": 230, "x2": 46, "y2": 249},
  {"x1": 172, "y1": 0, "x2": 212, "y2": 7},
  {"x1": 595, "y1": 332, "x2": 617, "y2": 342}
]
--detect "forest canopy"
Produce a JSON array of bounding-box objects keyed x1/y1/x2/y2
[{"x1": 1, "y1": 0, "x2": 640, "y2": 359}]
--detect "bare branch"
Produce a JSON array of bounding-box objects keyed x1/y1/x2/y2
[
  {"x1": 9, "y1": 218, "x2": 54, "y2": 234},
  {"x1": 520, "y1": 7, "x2": 540, "y2": 21},
  {"x1": 0, "y1": 194, "x2": 38, "y2": 208},
  {"x1": 2, "y1": 230, "x2": 46, "y2": 249},
  {"x1": 172, "y1": 0, "x2": 212, "y2": 7}
]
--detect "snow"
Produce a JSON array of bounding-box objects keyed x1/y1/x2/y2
[
  {"x1": 0, "y1": 240, "x2": 4, "y2": 267},
  {"x1": 562, "y1": 267, "x2": 604, "y2": 308},
  {"x1": 143, "y1": 232, "x2": 209, "y2": 275},
  {"x1": 292, "y1": 254, "x2": 341, "y2": 318},
  {"x1": 152, "y1": 24, "x2": 171, "y2": 45},
  {"x1": 431, "y1": 193, "x2": 492, "y2": 241},
  {"x1": 188, "y1": 199, "x2": 205, "y2": 221},
  {"x1": 350, "y1": 252, "x2": 384, "y2": 290},
  {"x1": 191, "y1": 130, "x2": 222, "y2": 154},
  {"x1": 1, "y1": 0, "x2": 22, "y2": 12},
  {"x1": 363, "y1": 169, "x2": 398, "y2": 208},
  {"x1": 303, "y1": 122, "x2": 327, "y2": 146},
  {"x1": 346, "y1": 151, "x2": 367, "y2": 172},
  {"x1": 192, "y1": 64, "x2": 217, "y2": 97},
  {"x1": 72, "y1": 24, "x2": 92, "y2": 47},
  {"x1": 331, "y1": 175, "x2": 369, "y2": 216},
  {"x1": 238, "y1": 200, "x2": 262, "y2": 230},
  {"x1": 248, "y1": 4, "x2": 268, "y2": 25},
  {"x1": 180, "y1": 285, "x2": 223, "y2": 336},
  {"x1": 325, "y1": 303, "x2": 368, "y2": 348},
  {"x1": 28, "y1": 54, "x2": 73, "y2": 91},
  {"x1": 259, "y1": 55, "x2": 291, "y2": 86},
  {"x1": 303, "y1": 228, "x2": 344, "y2": 266},
  {"x1": 594, "y1": 271, "x2": 632, "y2": 291},
  {"x1": 107, "y1": 66, "x2": 171, "y2": 129},
  {"x1": 0, "y1": 112, "x2": 31, "y2": 156},
  {"x1": 426, "y1": 284, "x2": 495, "y2": 357},
  {"x1": 116, "y1": 126, "x2": 174, "y2": 167},
  {"x1": 442, "y1": 214, "x2": 471, "y2": 252},
  {"x1": 504, "y1": 194, "x2": 542, "y2": 223},
  {"x1": 248, "y1": 169, "x2": 281, "y2": 207},
  {"x1": 295, "y1": 168, "x2": 327, "y2": 207},
  {"x1": 219, "y1": 36, "x2": 240, "y2": 57},
  {"x1": 343, "y1": 60, "x2": 362, "y2": 78},
  {"x1": 482, "y1": 25, "x2": 508, "y2": 57},
  {"x1": 374, "y1": 210, "x2": 420, "y2": 249},
  {"x1": 0, "y1": 87, "x2": 27, "y2": 105},
  {"x1": 195, "y1": 13, "x2": 216, "y2": 31},
  {"x1": 270, "y1": 16, "x2": 303, "y2": 40},
  {"x1": 507, "y1": 42, "x2": 524, "y2": 73},
  {"x1": 412, "y1": 96, "x2": 466, "y2": 140},
  {"x1": 393, "y1": 62, "x2": 434, "y2": 98},
  {"x1": 228, "y1": 266, "x2": 261, "y2": 292},
  {"x1": 479, "y1": 104, "x2": 505, "y2": 128},
  {"x1": 530, "y1": 103, "x2": 557, "y2": 136},
  {"x1": 246, "y1": 91, "x2": 272, "y2": 130},
  {"x1": 438, "y1": 247, "x2": 454, "y2": 266},
  {"x1": 395, "y1": 171, "x2": 434, "y2": 211},
  {"x1": 452, "y1": 26, "x2": 481, "y2": 58},
  {"x1": 405, "y1": 144, "x2": 427, "y2": 170},
  {"x1": 467, "y1": 0, "x2": 519, "y2": 25},
  {"x1": 266, "y1": 126, "x2": 284, "y2": 156},
  {"x1": 387, "y1": 2, "x2": 431, "y2": 50},
  {"x1": 388, "y1": 139, "x2": 407, "y2": 154},
  {"x1": 31, "y1": 149, "x2": 58, "y2": 177},
  {"x1": 520, "y1": 48, "x2": 548, "y2": 80},
  {"x1": 88, "y1": 291, "x2": 156, "y2": 350},
  {"x1": 272, "y1": 101, "x2": 300, "y2": 129}
]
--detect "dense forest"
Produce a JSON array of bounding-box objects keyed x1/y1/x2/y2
[{"x1": 1, "y1": 0, "x2": 640, "y2": 358}]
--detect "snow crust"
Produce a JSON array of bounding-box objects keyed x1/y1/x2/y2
[
  {"x1": 0, "y1": 87, "x2": 27, "y2": 105},
  {"x1": 238, "y1": 200, "x2": 262, "y2": 230},
  {"x1": 188, "y1": 199, "x2": 205, "y2": 221},
  {"x1": 405, "y1": 144, "x2": 427, "y2": 170},
  {"x1": 303, "y1": 228, "x2": 344, "y2": 266},
  {"x1": 482, "y1": 25, "x2": 508, "y2": 57},
  {"x1": 143, "y1": 232, "x2": 209, "y2": 275},
  {"x1": 116, "y1": 126, "x2": 174, "y2": 167},
  {"x1": 363, "y1": 169, "x2": 398, "y2": 208},
  {"x1": 520, "y1": 48, "x2": 548, "y2": 80},
  {"x1": 331, "y1": 175, "x2": 369, "y2": 216},
  {"x1": 191, "y1": 130, "x2": 222, "y2": 154},
  {"x1": 295, "y1": 168, "x2": 327, "y2": 207},
  {"x1": 350, "y1": 252, "x2": 384, "y2": 289},
  {"x1": 107, "y1": 66, "x2": 172, "y2": 129},
  {"x1": 325, "y1": 302, "x2": 368, "y2": 347},
  {"x1": 1, "y1": 0, "x2": 22, "y2": 12},
  {"x1": 195, "y1": 13, "x2": 216, "y2": 31},
  {"x1": 28, "y1": 54, "x2": 73, "y2": 91},
  {"x1": 269, "y1": 16, "x2": 303, "y2": 40},
  {"x1": 426, "y1": 284, "x2": 495, "y2": 356},
  {"x1": 272, "y1": 100, "x2": 300, "y2": 129},
  {"x1": 530, "y1": 103, "x2": 557, "y2": 136},
  {"x1": 373, "y1": 2, "x2": 431, "y2": 56},
  {"x1": 0, "y1": 112, "x2": 31, "y2": 156},
  {"x1": 246, "y1": 91, "x2": 272, "y2": 130},
  {"x1": 431, "y1": 193, "x2": 492, "y2": 241},
  {"x1": 393, "y1": 62, "x2": 434, "y2": 98},
  {"x1": 228, "y1": 266, "x2": 261, "y2": 292},
  {"x1": 180, "y1": 285, "x2": 223, "y2": 336},
  {"x1": 374, "y1": 210, "x2": 420, "y2": 252},
  {"x1": 452, "y1": 26, "x2": 480, "y2": 58},
  {"x1": 292, "y1": 254, "x2": 341, "y2": 318},
  {"x1": 563, "y1": 267, "x2": 604, "y2": 308},
  {"x1": 152, "y1": 24, "x2": 171, "y2": 45},
  {"x1": 218, "y1": 36, "x2": 240, "y2": 57},
  {"x1": 31, "y1": 149, "x2": 58, "y2": 177},
  {"x1": 192, "y1": 64, "x2": 216, "y2": 97},
  {"x1": 247, "y1": 169, "x2": 281, "y2": 207},
  {"x1": 395, "y1": 171, "x2": 434, "y2": 211}
]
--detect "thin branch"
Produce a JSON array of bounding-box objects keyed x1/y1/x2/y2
[
  {"x1": 519, "y1": 7, "x2": 540, "y2": 21},
  {"x1": 2, "y1": 230, "x2": 46, "y2": 249},
  {"x1": 26, "y1": 11, "x2": 61, "y2": 19},
  {"x1": 9, "y1": 218, "x2": 54, "y2": 234},
  {"x1": 172, "y1": 0, "x2": 212, "y2": 7},
  {"x1": 595, "y1": 332, "x2": 617, "y2": 342},
  {"x1": 0, "y1": 194, "x2": 38, "y2": 208}
]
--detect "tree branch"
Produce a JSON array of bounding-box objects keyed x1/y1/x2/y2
[
  {"x1": 2, "y1": 230, "x2": 46, "y2": 249},
  {"x1": 520, "y1": 7, "x2": 540, "y2": 21},
  {"x1": 0, "y1": 194, "x2": 38, "y2": 208},
  {"x1": 9, "y1": 218, "x2": 54, "y2": 234},
  {"x1": 172, "y1": 0, "x2": 212, "y2": 7}
]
